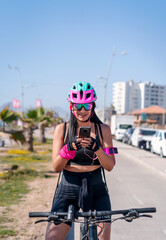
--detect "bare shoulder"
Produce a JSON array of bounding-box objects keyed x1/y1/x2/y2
[
  {"x1": 100, "y1": 123, "x2": 111, "y2": 135},
  {"x1": 53, "y1": 122, "x2": 66, "y2": 138},
  {"x1": 100, "y1": 123, "x2": 113, "y2": 147}
]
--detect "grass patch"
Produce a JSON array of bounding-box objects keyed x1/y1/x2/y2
[
  {"x1": 0, "y1": 214, "x2": 14, "y2": 224},
  {"x1": 0, "y1": 165, "x2": 41, "y2": 206},
  {"x1": 0, "y1": 211, "x2": 15, "y2": 237},
  {"x1": 0, "y1": 158, "x2": 49, "y2": 206},
  {"x1": 46, "y1": 138, "x2": 53, "y2": 144},
  {"x1": 33, "y1": 138, "x2": 53, "y2": 145},
  {"x1": 0, "y1": 178, "x2": 29, "y2": 206},
  {"x1": 0, "y1": 140, "x2": 52, "y2": 207},
  {"x1": 0, "y1": 154, "x2": 50, "y2": 168},
  {"x1": 0, "y1": 227, "x2": 17, "y2": 237},
  {"x1": 1, "y1": 167, "x2": 39, "y2": 180}
]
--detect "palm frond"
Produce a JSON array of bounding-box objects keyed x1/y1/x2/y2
[
  {"x1": 10, "y1": 131, "x2": 26, "y2": 144},
  {"x1": 0, "y1": 107, "x2": 18, "y2": 123}
]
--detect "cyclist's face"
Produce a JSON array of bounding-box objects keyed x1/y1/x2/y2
[
  {"x1": 72, "y1": 103, "x2": 93, "y2": 111},
  {"x1": 71, "y1": 103, "x2": 92, "y2": 122}
]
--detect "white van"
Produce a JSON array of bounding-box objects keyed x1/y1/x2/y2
[
  {"x1": 131, "y1": 127, "x2": 156, "y2": 149},
  {"x1": 115, "y1": 124, "x2": 133, "y2": 141}
]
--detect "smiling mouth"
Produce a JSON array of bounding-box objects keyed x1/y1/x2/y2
[{"x1": 78, "y1": 113, "x2": 87, "y2": 117}]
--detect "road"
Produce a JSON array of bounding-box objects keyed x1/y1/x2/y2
[{"x1": 107, "y1": 140, "x2": 166, "y2": 240}]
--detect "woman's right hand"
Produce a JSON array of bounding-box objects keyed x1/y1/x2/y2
[{"x1": 67, "y1": 137, "x2": 82, "y2": 151}]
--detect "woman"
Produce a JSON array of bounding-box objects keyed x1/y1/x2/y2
[{"x1": 45, "y1": 81, "x2": 116, "y2": 240}]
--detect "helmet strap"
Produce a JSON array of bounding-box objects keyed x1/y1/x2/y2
[{"x1": 83, "y1": 109, "x2": 95, "y2": 122}]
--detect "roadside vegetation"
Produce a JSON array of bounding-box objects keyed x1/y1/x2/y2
[
  {"x1": 0, "y1": 106, "x2": 61, "y2": 238},
  {"x1": 0, "y1": 139, "x2": 54, "y2": 237}
]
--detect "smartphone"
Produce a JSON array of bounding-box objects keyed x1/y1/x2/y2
[{"x1": 78, "y1": 127, "x2": 91, "y2": 138}]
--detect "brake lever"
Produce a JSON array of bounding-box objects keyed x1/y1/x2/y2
[
  {"x1": 35, "y1": 219, "x2": 49, "y2": 224},
  {"x1": 138, "y1": 214, "x2": 153, "y2": 219},
  {"x1": 124, "y1": 210, "x2": 153, "y2": 222},
  {"x1": 35, "y1": 214, "x2": 61, "y2": 224},
  {"x1": 123, "y1": 209, "x2": 139, "y2": 222},
  {"x1": 35, "y1": 215, "x2": 55, "y2": 224}
]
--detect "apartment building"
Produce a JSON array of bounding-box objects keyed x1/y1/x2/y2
[{"x1": 112, "y1": 80, "x2": 166, "y2": 114}]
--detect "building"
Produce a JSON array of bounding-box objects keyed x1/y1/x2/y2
[
  {"x1": 130, "y1": 105, "x2": 166, "y2": 128},
  {"x1": 112, "y1": 80, "x2": 166, "y2": 114}
]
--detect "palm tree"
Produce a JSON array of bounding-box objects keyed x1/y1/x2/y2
[
  {"x1": 37, "y1": 108, "x2": 54, "y2": 143},
  {"x1": 22, "y1": 109, "x2": 37, "y2": 151},
  {"x1": 21, "y1": 107, "x2": 64, "y2": 151},
  {"x1": 0, "y1": 107, "x2": 25, "y2": 144}
]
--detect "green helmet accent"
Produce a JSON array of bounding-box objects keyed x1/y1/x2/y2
[{"x1": 72, "y1": 82, "x2": 93, "y2": 91}]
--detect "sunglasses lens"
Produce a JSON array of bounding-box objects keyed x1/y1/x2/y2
[
  {"x1": 74, "y1": 104, "x2": 82, "y2": 110},
  {"x1": 84, "y1": 103, "x2": 92, "y2": 110},
  {"x1": 73, "y1": 103, "x2": 92, "y2": 111}
]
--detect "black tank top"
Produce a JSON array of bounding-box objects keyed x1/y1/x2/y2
[{"x1": 65, "y1": 122, "x2": 103, "y2": 166}]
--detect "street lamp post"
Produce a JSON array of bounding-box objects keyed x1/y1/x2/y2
[
  {"x1": 15, "y1": 67, "x2": 24, "y2": 116},
  {"x1": 97, "y1": 48, "x2": 127, "y2": 122},
  {"x1": 8, "y1": 65, "x2": 24, "y2": 116}
]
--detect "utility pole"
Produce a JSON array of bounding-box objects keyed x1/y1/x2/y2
[
  {"x1": 97, "y1": 48, "x2": 127, "y2": 122},
  {"x1": 8, "y1": 65, "x2": 24, "y2": 117}
]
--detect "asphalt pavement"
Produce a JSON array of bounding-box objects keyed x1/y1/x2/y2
[{"x1": 114, "y1": 139, "x2": 166, "y2": 180}]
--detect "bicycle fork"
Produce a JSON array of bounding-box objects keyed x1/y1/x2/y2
[
  {"x1": 80, "y1": 219, "x2": 88, "y2": 240},
  {"x1": 89, "y1": 223, "x2": 98, "y2": 240}
]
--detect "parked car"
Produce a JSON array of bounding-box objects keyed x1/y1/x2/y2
[
  {"x1": 151, "y1": 130, "x2": 166, "y2": 157},
  {"x1": 115, "y1": 124, "x2": 133, "y2": 141},
  {"x1": 122, "y1": 127, "x2": 135, "y2": 145},
  {"x1": 131, "y1": 127, "x2": 156, "y2": 150}
]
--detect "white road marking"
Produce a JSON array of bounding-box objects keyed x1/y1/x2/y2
[{"x1": 133, "y1": 195, "x2": 144, "y2": 205}]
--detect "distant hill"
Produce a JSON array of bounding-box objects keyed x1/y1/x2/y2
[
  {"x1": 0, "y1": 101, "x2": 14, "y2": 111},
  {"x1": 0, "y1": 102, "x2": 69, "y2": 120},
  {"x1": 47, "y1": 106, "x2": 69, "y2": 120}
]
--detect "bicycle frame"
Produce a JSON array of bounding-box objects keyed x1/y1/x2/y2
[{"x1": 80, "y1": 218, "x2": 98, "y2": 240}]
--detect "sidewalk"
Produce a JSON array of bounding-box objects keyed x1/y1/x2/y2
[{"x1": 114, "y1": 139, "x2": 166, "y2": 180}]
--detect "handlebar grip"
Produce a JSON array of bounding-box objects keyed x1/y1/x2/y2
[
  {"x1": 135, "y1": 208, "x2": 156, "y2": 213},
  {"x1": 29, "y1": 212, "x2": 50, "y2": 218}
]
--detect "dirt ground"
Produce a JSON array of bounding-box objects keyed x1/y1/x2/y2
[{"x1": 1, "y1": 159, "x2": 58, "y2": 240}]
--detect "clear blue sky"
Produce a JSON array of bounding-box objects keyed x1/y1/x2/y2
[{"x1": 0, "y1": 0, "x2": 166, "y2": 115}]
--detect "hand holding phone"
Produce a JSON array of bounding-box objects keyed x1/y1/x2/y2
[{"x1": 78, "y1": 127, "x2": 91, "y2": 138}]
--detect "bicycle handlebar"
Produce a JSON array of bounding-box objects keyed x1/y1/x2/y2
[
  {"x1": 29, "y1": 212, "x2": 50, "y2": 218},
  {"x1": 29, "y1": 206, "x2": 156, "y2": 218}
]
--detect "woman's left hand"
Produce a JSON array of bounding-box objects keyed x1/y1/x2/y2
[
  {"x1": 79, "y1": 137, "x2": 100, "y2": 152},
  {"x1": 86, "y1": 137, "x2": 100, "y2": 152}
]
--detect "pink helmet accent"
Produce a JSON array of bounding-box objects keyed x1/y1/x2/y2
[{"x1": 68, "y1": 89, "x2": 97, "y2": 103}]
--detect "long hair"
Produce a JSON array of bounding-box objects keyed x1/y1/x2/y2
[{"x1": 64, "y1": 103, "x2": 103, "y2": 144}]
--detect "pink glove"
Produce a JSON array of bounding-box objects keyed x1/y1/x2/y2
[{"x1": 59, "y1": 144, "x2": 76, "y2": 161}]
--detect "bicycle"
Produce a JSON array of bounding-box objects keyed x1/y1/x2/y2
[{"x1": 29, "y1": 205, "x2": 156, "y2": 240}]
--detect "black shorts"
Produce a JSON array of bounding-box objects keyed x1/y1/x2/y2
[{"x1": 51, "y1": 167, "x2": 111, "y2": 226}]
